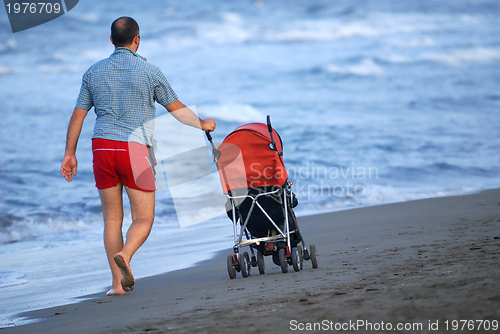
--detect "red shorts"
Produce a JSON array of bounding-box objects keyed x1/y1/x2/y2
[{"x1": 92, "y1": 138, "x2": 156, "y2": 191}]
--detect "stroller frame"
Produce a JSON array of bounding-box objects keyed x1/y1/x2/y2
[
  {"x1": 206, "y1": 116, "x2": 317, "y2": 278},
  {"x1": 230, "y1": 183, "x2": 294, "y2": 249}
]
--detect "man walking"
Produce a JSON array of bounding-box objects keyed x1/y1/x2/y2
[{"x1": 60, "y1": 17, "x2": 216, "y2": 295}]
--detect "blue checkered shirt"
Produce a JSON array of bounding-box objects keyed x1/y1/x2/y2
[{"x1": 76, "y1": 47, "x2": 178, "y2": 146}]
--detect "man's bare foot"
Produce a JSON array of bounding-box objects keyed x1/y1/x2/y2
[
  {"x1": 114, "y1": 252, "x2": 135, "y2": 290},
  {"x1": 106, "y1": 287, "x2": 126, "y2": 296}
]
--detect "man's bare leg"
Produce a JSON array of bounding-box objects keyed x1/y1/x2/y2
[
  {"x1": 98, "y1": 183, "x2": 125, "y2": 296},
  {"x1": 113, "y1": 186, "x2": 155, "y2": 290}
]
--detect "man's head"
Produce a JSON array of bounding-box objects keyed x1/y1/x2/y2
[{"x1": 110, "y1": 17, "x2": 140, "y2": 51}]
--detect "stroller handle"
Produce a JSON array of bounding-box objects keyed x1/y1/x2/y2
[
  {"x1": 267, "y1": 115, "x2": 277, "y2": 152},
  {"x1": 267, "y1": 115, "x2": 272, "y2": 133},
  {"x1": 205, "y1": 130, "x2": 221, "y2": 161},
  {"x1": 205, "y1": 130, "x2": 213, "y2": 142}
]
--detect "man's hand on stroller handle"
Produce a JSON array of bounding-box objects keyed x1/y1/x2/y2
[{"x1": 201, "y1": 118, "x2": 216, "y2": 132}]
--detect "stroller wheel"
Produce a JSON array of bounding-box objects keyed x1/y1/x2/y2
[
  {"x1": 297, "y1": 245, "x2": 304, "y2": 270},
  {"x1": 310, "y1": 245, "x2": 318, "y2": 269},
  {"x1": 227, "y1": 255, "x2": 237, "y2": 279},
  {"x1": 257, "y1": 250, "x2": 265, "y2": 275},
  {"x1": 303, "y1": 249, "x2": 310, "y2": 261},
  {"x1": 279, "y1": 248, "x2": 288, "y2": 273},
  {"x1": 240, "y1": 252, "x2": 251, "y2": 278},
  {"x1": 251, "y1": 255, "x2": 258, "y2": 267},
  {"x1": 291, "y1": 247, "x2": 301, "y2": 272}
]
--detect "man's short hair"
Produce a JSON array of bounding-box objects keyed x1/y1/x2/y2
[{"x1": 111, "y1": 17, "x2": 139, "y2": 47}]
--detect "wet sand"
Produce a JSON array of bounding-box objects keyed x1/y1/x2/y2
[{"x1": 2, "y1": 189, "x2": 500, "y2": 333}]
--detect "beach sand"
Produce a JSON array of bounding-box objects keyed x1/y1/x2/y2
[{"x1": 2, "y1": 189, "x2": 499, "y2": 333}]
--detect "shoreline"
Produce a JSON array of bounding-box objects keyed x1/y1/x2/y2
[
  {"x1": 2, "y1": 189, "x2": 500, "y2": 333},
  {"x1": 0, "y1": 218, "x2": 232, "y2": 328}
]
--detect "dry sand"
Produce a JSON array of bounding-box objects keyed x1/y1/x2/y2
[{"x1": 2, "y1": 189, "x2": 499, "y2": 334}]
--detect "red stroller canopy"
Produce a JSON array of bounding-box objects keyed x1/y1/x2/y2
[{"x1": 217, "y1": 123, "x2": 288, "y2": 193}]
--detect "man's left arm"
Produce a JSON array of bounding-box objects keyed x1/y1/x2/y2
[{"x1": 165, "y1": 100, "x2": 216, "y2": 132}]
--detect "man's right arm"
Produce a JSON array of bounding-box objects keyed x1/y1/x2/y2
[
  {"x1": 61, "y1": 107, "x2": 89, "y2": 182},
  {"x1": 166, "y1": 100, "x2": 216, "y2": 132}
]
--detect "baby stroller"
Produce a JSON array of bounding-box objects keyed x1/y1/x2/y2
[{"x1": 206, "y1": 116, "x2": 317, "y2": 279}]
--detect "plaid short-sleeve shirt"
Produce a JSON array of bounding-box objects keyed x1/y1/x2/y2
[{"x1": 76, "y1": 47, "x2": 178, "y2": 146}]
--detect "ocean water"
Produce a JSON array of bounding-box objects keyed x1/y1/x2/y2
[{"x1": 1, "y1": 0, "x2": 500, "y2": 327}]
